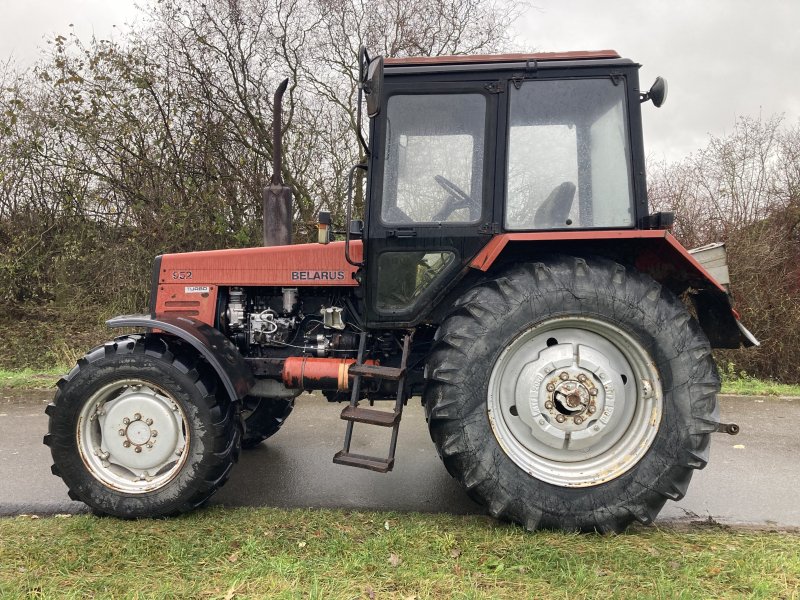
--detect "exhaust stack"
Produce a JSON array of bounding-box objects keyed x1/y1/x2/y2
[{"x1": 263, "y1": 78, "x2": 292, "y2": 247}]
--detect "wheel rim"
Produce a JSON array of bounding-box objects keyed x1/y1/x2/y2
[
  {"x1": 77, "y1": 379, "x2": 190, "y2": 494},
  {"x1": 487, "y1": 316, "x2": 663, "y2": 487}
]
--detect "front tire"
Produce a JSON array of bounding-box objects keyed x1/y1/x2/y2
[
  {"x1": 44, "y1": 336, "x2": 241, "y2": 518},
  {"x1": 424, "y1": 257, "x2": 720, "y2": 532}
]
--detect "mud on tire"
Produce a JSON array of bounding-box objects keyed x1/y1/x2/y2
[
  {"x1": 424, "y1": 256, "x2": 720, "y2": 532},
  {"x1": 44, "y1": 335, "x2": 241, "y2": 518}
]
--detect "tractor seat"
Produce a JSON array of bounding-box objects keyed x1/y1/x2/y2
[{"x1": 533, "y1": 182, "x2": 576, "y2": 228}]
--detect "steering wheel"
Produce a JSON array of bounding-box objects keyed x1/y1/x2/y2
[{"x1": 433, "y1": 175, "x2": 476, "y2": 221}]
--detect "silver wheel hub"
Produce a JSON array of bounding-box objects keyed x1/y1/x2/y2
[
  {"x1": 488, "y1": 316, "x2": 662, "y2": 487},
  {"x1": 78, "y1": 380, "x2": 189, "y2": 493}
]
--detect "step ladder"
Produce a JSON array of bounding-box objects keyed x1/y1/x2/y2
[{"x1": 333, "y1": 331, "x2": 412, "y2": 473}]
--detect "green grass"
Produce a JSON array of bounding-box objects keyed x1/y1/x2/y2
[
  {"x1": 720, "y1": 378, "x2": 800, "y2": 397},
  {"x1": 0, "y1": 367, "x2": 66, "y2": 390},
  {"x1": 2, "y1": 364, "x2": 799, "y2": 397},
  {"x1": 0, "y1": 508, "x2": 797, "y2": 599}
]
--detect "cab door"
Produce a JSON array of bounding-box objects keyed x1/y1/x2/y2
[{"x1": 364, "y1": 81, "x2": 498, "y2": 327}]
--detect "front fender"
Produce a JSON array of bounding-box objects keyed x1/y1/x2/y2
[{"x1": 106, "y1": 314, "x2": 254, "y2": 400}]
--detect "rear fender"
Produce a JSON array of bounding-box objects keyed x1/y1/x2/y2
[
  {"x1": 106, "y1": 314, "x2": 255, "y2": 400},
  {"x1": 469, "y1": 230, "x2": 758, "y2": 349}
]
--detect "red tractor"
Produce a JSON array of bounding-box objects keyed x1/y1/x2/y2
[{"x1": 44, "y1": 49, "x2": 755, "y2": 532}]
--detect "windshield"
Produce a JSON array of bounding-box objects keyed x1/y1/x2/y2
[
  {"x1": 380, "y1": 93, "x2": 486, "y2": 224},
  {"x1": 505, "y1": 78, "x2": 634, "y2": 230}
]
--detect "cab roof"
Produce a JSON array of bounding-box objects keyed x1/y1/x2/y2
[
  {"x1": 384, "y1": 50, "x2": 620, "y2": 66},
  {"x1": 383, "y1": 50, "x2": 634, "y2": 76}
]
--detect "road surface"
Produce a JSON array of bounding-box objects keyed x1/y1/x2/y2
[{"x1": 1, "y1": 390, "x2": 797, "y2": 528}]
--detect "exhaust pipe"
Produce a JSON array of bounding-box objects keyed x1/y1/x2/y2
[{"x1": 263, "y1": 78, "x2": 292, "y2": 247}]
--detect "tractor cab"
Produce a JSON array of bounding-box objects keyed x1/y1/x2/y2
[{"x1": 356, "y1": 51, "x2": 659, "y2": 326}]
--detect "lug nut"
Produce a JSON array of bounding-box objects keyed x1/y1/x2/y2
[
  {"x1": 118, "y1": 429, "x2": 125, "y2": 436},
  {"x1": 146, "y1": 442, "x2": 154, "y2": 448},
  {"x1": 145, "y1": 418, "x2": 153, "y2": 426},
  {"x1": 151, "y1": 430, "x2": 158, "y2": 438},
  {"x1": 134, "y1": 446, "x2": 142, "y2": 453},
  {"x1": 589, "y1": 388, "x2": 598, "y2": 396},
  {"x1": 574, "y1": 416, "x2": 584, "y2": 425},
  {"x1": 133, "y1": 413, "x2": 142, "y2": 421},
  {"x1": 559, "y1": 372, "x2": 569, "y2": 381},
  {"x1": 123, "y1": 440, "x2": 131, "y2": 448},
  {"x1": 588, "y1": 406, "x2": 596, "y2": 414},
  {"x1": 546, "y1": 383, "x2": 555, "y2": 392},
  {"x1": 544, "y1": 401, "x2": 554, "y2": 409},
  {"x1": 556, "y1": 414, "x2": 566, "y2": 423},
  {"x1": 577, "y1": 374, "x2": 587, "y2": 382},
  {"x1": 123, "y1": 417, "x2": 130, "y2": 425}
]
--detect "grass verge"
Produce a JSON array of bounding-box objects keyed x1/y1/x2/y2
[
  {"x1": 720, "y1": 378, "x2": 800, "y2": 397},
  {"x1": 1, "y1": 507, "x2": 798, "y2": 599},
  {"x1": 0, "y1": 367, "x2": 66, "y2": 390},
  {"x1": 4, "y1": 368, "x2": 800, "y2": 397}
]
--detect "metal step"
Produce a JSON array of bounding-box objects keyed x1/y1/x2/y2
[
  {"x1": 348, "y1": 364, "x2": 404, "y2": 380},
  {"x1": 333, "y1": 450, "x2": 394, "y2": 473},
  {"x1": 340, "y1": 405, "x2": 401, "y2": 427}
]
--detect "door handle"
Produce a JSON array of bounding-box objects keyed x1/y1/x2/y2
[{"x1": 387, "y1": 228, "x2": 417, "y2": 238}]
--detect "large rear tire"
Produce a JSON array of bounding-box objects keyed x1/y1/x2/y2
[
  {"x1": 424, "y1": 257, "x2": 720, "y2": 532},
  {"x1": 44, "y1": 336, "x2": 241, "y2": 518}
]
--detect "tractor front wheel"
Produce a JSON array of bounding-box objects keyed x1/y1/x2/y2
[
  {"x1": 44, "y1": 336, "x2": 241, "y2": 518},
  {"x1": 424, "y1": 257, "x2": 720, "y2": 532}
]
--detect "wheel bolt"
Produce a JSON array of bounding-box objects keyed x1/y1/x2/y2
[
  {"x1": 146, "y1": 443, "x2": 153, "y2": 449},
  {"x1": 134, "y1": 446, "x2": 142, "y2": 453},
  {"x1": 145, "y1": 418, "x2": 153, "y2": 426},
  {"x1": 123, "y1": 417, "x2": 130, "y2": 425},
  {"x1": 577, "y1": 374, "x2": 587, "y2": 382},
  {"x1": 546, "y1": 383, "x2": 555, "y2": 392},
  {"x1": 133, "y1": 413, "x2": 142, "y2": 421},
  {"x1": 588, "y1": 406, "x2": 596, "y2": 414},
  {"x1": 589, "y1": 388, "x2": 598, "y2": 396},
  {"x1": 556, "y1": 414, "x2": 566, "y2": 423},
  {"x1": 544, "y1": 401, "x2": 554, "y2": 410},
  {"x1": 123, "y1": 440, "x2": 131, "y2": 448},
  {"x1": 151, "y1": 430, "x2": 158, "y2": 437},
  {"x1": 574, "y1": 416, "x2": 584, "y2": 425},
  {"x1": 118, "y1": 429, "x2": 125, "y2": 436},
  {"x1": 559, "y1": 372, "x2": 569, "y2": 381}
]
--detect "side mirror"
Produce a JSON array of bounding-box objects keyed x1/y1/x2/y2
[
  {"x1": 317, "y1": 211, "x2": 331, "y2": 245},
  {"x1": 640, "y1": 76, "x2": 668, "y2": 108},
  {"x1": 364, "y1": 56, "x2": 384, "y2": 118}
]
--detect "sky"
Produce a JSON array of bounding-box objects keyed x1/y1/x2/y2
[{"x1": 1, "y1": 0, "x2": 798, "y2": 163}]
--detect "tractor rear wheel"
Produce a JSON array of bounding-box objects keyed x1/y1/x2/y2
[
  {"x1": 241, "y1": 397, "x2": 294, "y2": 449},
  {"x1": 44, "y1": 336, "x2": 241, "y2": 518},
  {"x1": 424, "y1": 256, "x2": 720, "y2": 532}
]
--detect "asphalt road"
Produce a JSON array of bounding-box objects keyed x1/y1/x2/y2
[{"x1": 1, "y1": 390, "x2": 798, "y2": 528}]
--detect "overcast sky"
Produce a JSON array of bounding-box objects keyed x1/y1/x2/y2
[{"x1": 1, "y1": 0, "x2": 798, "y2": 163}]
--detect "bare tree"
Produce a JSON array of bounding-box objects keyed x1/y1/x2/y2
[{"x1": 649, "y1": 115, "x2": 800, "y2": 382}]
